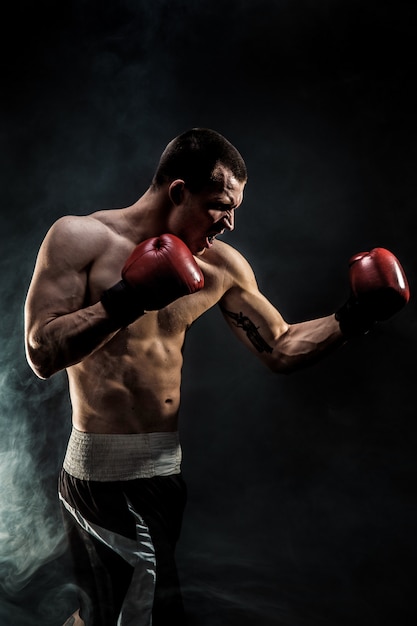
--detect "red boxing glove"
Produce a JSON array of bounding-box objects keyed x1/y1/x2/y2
[
  {"x1": 336, "y1": 247, "x2": 410, "y2": 337},
  {"x1": 101, "y1": 234, "x2": 204, "y2": 326}
]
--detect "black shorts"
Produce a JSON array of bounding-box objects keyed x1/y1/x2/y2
[{"x1": 58, "y1": 469, "x2": 187, "y2": 626}]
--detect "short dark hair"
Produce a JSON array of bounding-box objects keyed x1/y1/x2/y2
[{"x1": 152, "y1": 128, "x2": 247, "y2": 192}]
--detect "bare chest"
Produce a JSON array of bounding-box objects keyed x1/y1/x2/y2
[{"x1": 87, "y1": 234, "x2": 227, "y2": 329}]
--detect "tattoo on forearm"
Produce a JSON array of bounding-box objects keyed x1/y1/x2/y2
[
  {"x1": 221, "y1": 307, "x2": 273, "y2": 354},
  {"x1": 63, "y1": 618, "x2": 76, "y2": 626}
]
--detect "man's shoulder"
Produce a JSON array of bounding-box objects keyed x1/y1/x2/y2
[
  {"x1": 205, "y1": 239, "x2": 255, "y2": 284},
  {"x1": 49, "y1": 212, "x2": 111, "y2": 237},
  {"x1": 209, "y1": 239, "x2": 251, "y2": 267},
  {"x1": 38, "y1": 213, "x2": 119, "y2": 271},
  {"x1": 45, "y1": 213, "x2": 116, "y2": 250}
]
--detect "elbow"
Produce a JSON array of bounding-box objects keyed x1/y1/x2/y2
[
  {"x1": 265, "y1": 326, "x2": 303, "y2": 375},
  {"x1": 33, "y1": 365, "x2": 54, "y2": 381},
  {"x1": 26, "y1": 351, "x2": 54, "y2": 380},
  {"x1": 267, "y1": 354, "x2": 298, "y2": 376},
  {"x1": 25, "y1": 339, "x2": 57, "y2": 380}
]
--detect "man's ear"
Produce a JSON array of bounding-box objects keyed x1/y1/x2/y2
[{"x1": 168, "y1": 180, "x2": 186, "y2": 205}]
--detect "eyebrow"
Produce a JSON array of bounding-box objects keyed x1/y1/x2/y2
[{"x1": 217, "y1": 192, "x2": 241, "y2": 208}]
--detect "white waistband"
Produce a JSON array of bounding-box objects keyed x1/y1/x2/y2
[{"x1": 63, "y1": 428, "x2": 182, "y2": 481}]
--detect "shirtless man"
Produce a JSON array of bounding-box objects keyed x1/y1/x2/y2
[{"x1": 24, "y1": 128, "x2": 409, "y2": 626}]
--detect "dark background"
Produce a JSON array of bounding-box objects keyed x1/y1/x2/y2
[{"x1": 1, "y1": 1, "x2": 417, "y2": 624}]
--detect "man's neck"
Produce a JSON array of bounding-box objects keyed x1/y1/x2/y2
[{"x1": 121, "y1": 186, "x2": 172, "y2": 243}]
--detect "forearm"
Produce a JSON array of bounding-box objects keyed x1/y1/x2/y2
[
  {"x1": 26, "y1": 302, "x2": 120, "y2": 379},
  {"x1": 270, "y1": 314, "x2": 345, "y2": 374}
]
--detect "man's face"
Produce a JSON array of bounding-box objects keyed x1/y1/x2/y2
[{"x1": 168, "y1": 166, "x2": 246, "y2": 255}]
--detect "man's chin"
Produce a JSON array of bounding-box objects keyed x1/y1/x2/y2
[{"x1": 190, "y1": 239, "x2": 209, "y2": 256}]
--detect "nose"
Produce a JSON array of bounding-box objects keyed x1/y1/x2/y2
[{"x1": 223, "y1": 209, "x2": 235, "y2": 231}]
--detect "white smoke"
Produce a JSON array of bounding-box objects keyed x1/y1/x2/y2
[
  {"x1": 0, "y1": 261, "x2": 72, "y2": 617},
  {"x1": 0, "y1": 428, "x2": 66, "y2": 596}
]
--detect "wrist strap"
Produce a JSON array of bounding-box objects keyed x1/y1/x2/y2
[
  {"x1": 335, "y1": 298, "x2": 374, "y2": 338},
  {"x1": 101, "y1": 280, "x2": 145, "y2": 327}
]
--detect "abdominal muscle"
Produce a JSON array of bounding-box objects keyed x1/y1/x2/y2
[
  {"x1": 66, "y1": 243, "x2": 229, "y2": 434},
  {"x1": 67, "y1": 311, "x2": 186, "y2": 434}
]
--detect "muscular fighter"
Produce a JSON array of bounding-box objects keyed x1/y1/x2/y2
[{"x1": 24, "y1": 128, "x2": 409, "y2": 626}]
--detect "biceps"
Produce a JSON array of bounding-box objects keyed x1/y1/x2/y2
[
  {"x1": 219, "y1": 287, "x2": 288, "y2": 356},
  {"x1": 25, "y1": 266, "x2": 88, "y2": 331}
]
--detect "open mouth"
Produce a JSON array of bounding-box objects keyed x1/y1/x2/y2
[
  {"x1": 206, "y1": 234, "x2": 217, "y2": 248},
  {"x1": 206, "y1": 227, "x2": 225, "y2": 247}
]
